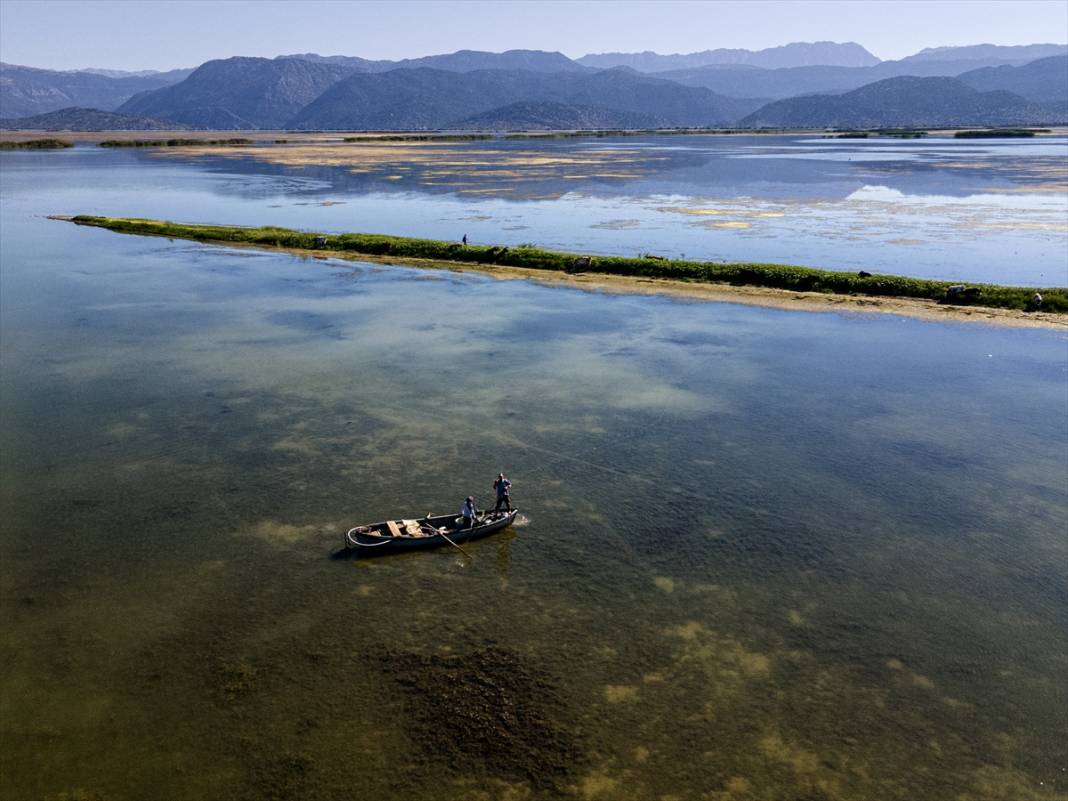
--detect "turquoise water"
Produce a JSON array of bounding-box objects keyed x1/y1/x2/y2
[{"x1": 1, "y1": 149, "x2": 1067, "y2": 800}]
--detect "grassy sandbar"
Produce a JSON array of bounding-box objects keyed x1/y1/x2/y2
[{"x1": 59, "y1": 215, "x2": 1067, "y2": 317}]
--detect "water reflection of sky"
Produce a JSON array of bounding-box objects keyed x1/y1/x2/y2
[{"x1": 4, "y1": 133, "x2": 1067, "y2": 285}]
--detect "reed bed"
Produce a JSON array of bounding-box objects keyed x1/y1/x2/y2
[
  {"x1": 0, "y1": 138, "x2": 73, "y2": 149},
  {"x1": 98, "y1": 138, "x2": 254, "y2": 147}
]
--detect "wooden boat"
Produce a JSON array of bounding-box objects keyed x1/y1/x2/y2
[{"x1": 344, "y1": 508, "x2": 518, "y2": 553}]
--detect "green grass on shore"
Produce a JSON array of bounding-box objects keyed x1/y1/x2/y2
[
  {"x1": 64, "y1": 216, "x2": 1066, "y2": 313},
  {"x1": 98, "y1": 138, "x2": 254, "y2": 148},
  {"x1": 0, "y1": 138, "x2": 73, "y2": 150}
]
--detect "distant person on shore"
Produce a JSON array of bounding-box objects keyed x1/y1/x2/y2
[
  {"x1": 462, "y1": 234, "x2": 468, "y2": 246},
  {"x1": 493, "y1": 473, "x2": 512, "y2": 513},
  {"x1": 460, "y1": 496, "x2": 477, "y2": 528}
]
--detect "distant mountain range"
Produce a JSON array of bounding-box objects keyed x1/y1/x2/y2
[
  {"x1": 118, "y1": 57, "x2": 353, "y2": 129},
  {"x1": 956, "y1": 56, "x2": 1068, "y2": 105},
  {"x1": 76, "y1": 67, "x2": 194, "y2": 81},
  {"x1": 0, "y1": 107, "x2": 187, "y2": 130},
  {"x1": 899, "y1": 43, "x2": 1067, "y2": 64},
  {"x1": 740, "y1": 75, "x2": 1066, "y2": 128},
  {"x1": 656, "y1": 51, "x2": 1068, "y2": 100},
  {"x1": 583, "y1": 43, "x2": 1067, "y2": 74},
  {"x1": 277, "y1": 49, "x2": 587, "y2": 74},
  {"x1": 0, "y1": 62, "x2": 189, "y2": 118},
  {"x1": 452, "y1": 101, "x2": 662, "y2": 130},
  {"x1": 2, "y1": 42, "x2": 1066, "y2": 131},
  {"x1": 577, "y1": 42, "x2": 880, "y2": 71},
  {"x1": 287, "y1": 67, "x2": 762, "y2": 130}
]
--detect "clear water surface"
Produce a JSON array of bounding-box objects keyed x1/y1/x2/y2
[
  {"x1": 70, "y1": 133, "x2": 1068, "y2": 286},
  {"x1": 1, "y1": 147, "x2": 1066, "y2": 801}
]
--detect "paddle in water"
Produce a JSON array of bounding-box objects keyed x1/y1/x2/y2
[{"x1": 422, "y1": 523, "x2": 472, "y2": 559}]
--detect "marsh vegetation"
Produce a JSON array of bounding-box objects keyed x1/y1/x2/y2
[
  {"x1": 98, "y1": 137, "x2": 254, "y2": 147},
  {"x1": 0, "y1": 138, "x2": 73, "y2": 149},
  {"x1": 954, "y1": 128, "x2": 1044, "y2": 137}
]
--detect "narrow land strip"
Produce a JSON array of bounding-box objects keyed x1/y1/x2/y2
[{"x1": 54, "y1": 215, "x2": 1068, "y2": 329}]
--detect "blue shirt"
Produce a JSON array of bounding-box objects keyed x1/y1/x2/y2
[
  {"x1": 462, "y1": 500, "x2": 476, "y2": 519},
  {"x1": 495, "y1": 478, "x2": 511, "y2": 497}
]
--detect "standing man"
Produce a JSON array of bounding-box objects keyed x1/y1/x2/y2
[
  {"x1": 493, "y1": 472, "x2": 512, "y2": 513},
  {"x1": 460, "y1": 496, "x2": 478, "y2": 529}
]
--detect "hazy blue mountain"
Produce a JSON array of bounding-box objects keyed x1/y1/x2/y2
[
  {"x1": 288, "y1": 67, "x2": 762, "y2": 130},
  {"x1": 281, "y1": 49, "x2": 586, "y2": 73},
  {"x1": 78, "y1": 67, "x2": 195, "y2": 81},
  {"x1": 657, "y1": 64, "x2": 862, "y2": 99},
  {"x1": 576, "y1": 42, "x2": 880, "y2": 72},
  {"x1": 118, "y1": 57, "x2": 354, "y2": 129},
  {"x1": 13, "y1": 45, "x2": 1063, "y2": 132},
  {"x1": 657, "y1": 55, "x2": 1066, "y2": 100},
  {"x1": 741, "y1": 76, "x2": 1064, "y2": 128},
  {"x1": 0, "y1": 62, "x2": 189, "y2": 118},
  {"x1": 900, "y1": 43, "x2": 1067, "y2": 65},
  {"x1": 0, "y1": 106, "x2": 189, "y2": 130},
  {"x1": 453, "y1": 100, "x2": 662, "y2": 130},
  {"x1": 276, "y1": 53, "x2": 393, "y2": 71},
  {"x1": 288, "y1": 68, "x2": 520, "y2": 130},
  {"x1": 958, "y1": 55, "x2": 1068, "y2": 105},
  {"x1": 393, "y1": 49, "x2": 586, "y2": 72}
]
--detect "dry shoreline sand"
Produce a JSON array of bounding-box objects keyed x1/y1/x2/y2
[{"x1": 130, "y1": 231, "x2": 1067, "y2": 330}]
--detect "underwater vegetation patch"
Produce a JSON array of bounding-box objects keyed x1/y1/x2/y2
[
  {"x1": 215, "y1": 657, "x2": 259, "y2": 698},
  {"x1": 378, "y1": 645, "x2": 583, "y2": 788},
  {"x1": 243, "y1": 751, "x2": 314, "y2": 801}
]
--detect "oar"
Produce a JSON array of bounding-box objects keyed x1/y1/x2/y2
[{"x1": 423, "y1": 523, "x2": 472, "y2": 559}]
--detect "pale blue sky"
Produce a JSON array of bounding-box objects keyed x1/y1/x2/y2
[{"x1": 1, "y1": 0, "x2": 1065, "y2": 71}]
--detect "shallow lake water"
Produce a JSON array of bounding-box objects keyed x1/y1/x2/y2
[
  {"x1": 1, "y1": 148, "x2": 1067, "y2": 801},
  {"x1": 99, "y1": 133, "x2": 1068, "y2": 286}
]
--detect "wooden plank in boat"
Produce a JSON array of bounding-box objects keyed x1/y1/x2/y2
[{"x1": 386, "y1": 520, "x2": 402, "y2": 538}]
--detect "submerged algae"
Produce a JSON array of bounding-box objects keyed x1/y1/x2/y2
[{"x1": 380, "y1": 645, "x2": 583, "y2": 788}]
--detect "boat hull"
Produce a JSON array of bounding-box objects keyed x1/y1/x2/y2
[{"x1": 345, "y1": 509, "x2": 518, "y2": 554}]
